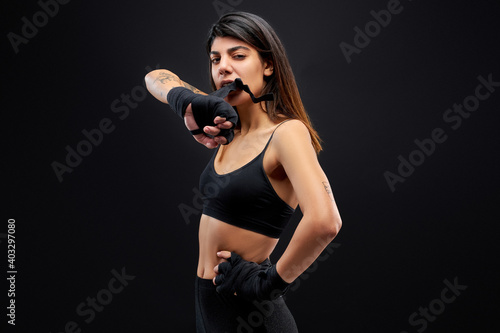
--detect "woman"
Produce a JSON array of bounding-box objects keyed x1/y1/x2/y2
[{"x1": 145, "y1": 12, "x2": 342, "y2": 332}]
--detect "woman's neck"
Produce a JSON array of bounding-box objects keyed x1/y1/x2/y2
[{"x1": 237, "y1": 101, "x2": 273, "y2": 135}]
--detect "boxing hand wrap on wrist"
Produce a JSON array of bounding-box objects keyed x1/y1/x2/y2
[
  {"x1": 190, "y1": 95, "x2": 239, "y2": 142},
  {"x1": 166, "y1": 87, "x2": 239, "y2": 142},
  {"x1": 214, "y1": 252, "x2": 290, "y2": 301},
  {"x1": 166, "y1": 87, "x2": 197, "y2": 118}
]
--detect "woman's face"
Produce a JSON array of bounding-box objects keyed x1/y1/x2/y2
[{"x1": 210, "y1": 36, "x2": 273, "y2": 106}]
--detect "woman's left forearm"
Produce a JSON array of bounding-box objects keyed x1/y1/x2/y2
[
  {"x1": 145, "y1": 69, "x2": 206, "y2": 104},
  {"x1": 276, "y1": 215, "x2": 341, "y2": 283}
]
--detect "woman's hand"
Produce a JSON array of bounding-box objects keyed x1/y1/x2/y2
[
  {"x1": 213, "y1": 250, "x2": 232, "y2": 283},
  {"x1": 184, "y1": 107, "x2": 234, "y2": 149},
  {"x1": 212, "y1": 251, "x2": 290, "y2": 301}
]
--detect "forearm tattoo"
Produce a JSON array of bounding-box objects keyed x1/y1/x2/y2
[
  {"x1": 153, "y1": 71, "x2": 202, "y2": 97},
  {"x1": 154, "y1": 71, "x2": 181, "y2": 85},
  {"x1": 322, "y1": 181, "x2": 334, "y2": 201},
  {"x1": 182, "y1": 81, "x2": 203, "y2": 94}
]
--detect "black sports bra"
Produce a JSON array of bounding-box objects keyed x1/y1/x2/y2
[{"x1": 199, "y1": 120, "x2": 295, "y2": 238}]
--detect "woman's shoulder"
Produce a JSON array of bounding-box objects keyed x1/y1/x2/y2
[
  {"x1": 270, "y1": 118, "x2": 316, "y2": 164},
  {"x1": 274, "y1": 118, "x2": 310, "y2": 137},
  {"x1": 271, "y1": 118, "x2": 313, "y2": 151}
]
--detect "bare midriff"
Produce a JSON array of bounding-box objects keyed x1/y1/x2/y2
[{"x1": 197, "y1": 214, "x2": 279, "y2": 280}]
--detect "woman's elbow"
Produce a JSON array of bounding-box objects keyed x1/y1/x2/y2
[
  {"x1": 144, "y1": 70, "x2": 159, "y2": 90},
  {"x1": 311, "y1": 211, "x2": 342, "y2": 240},
  {"x1": 324, "y1": 215, "x2": 342, "y2": 240}
]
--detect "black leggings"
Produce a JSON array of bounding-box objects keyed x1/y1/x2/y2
[{"x1": 195, "y1": 269, "x2": 298, "y2": 332}]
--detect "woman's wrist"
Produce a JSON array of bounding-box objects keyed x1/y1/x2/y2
[{"x1": 275, "y1": 261, "x2": 295, "y2": 284}]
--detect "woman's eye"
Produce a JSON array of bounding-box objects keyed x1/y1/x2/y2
[
  {"x1": 234, "y1": 54, "x2": 246, "y2": 59},
  {"x1": 211, "y1": 58, "x2": 220, "y2": 63}
]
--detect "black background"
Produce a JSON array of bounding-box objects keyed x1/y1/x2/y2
[{"x1": 3, "y1": 0, "x2": 500, "y2": 332}]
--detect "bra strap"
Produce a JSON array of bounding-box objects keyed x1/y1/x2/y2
[
  {"x1": 263, "y1": 119, "x2": 294, "y2": 149},
  {"x1": 270, "y1": 119, "x2": 294, "y2": 137}
]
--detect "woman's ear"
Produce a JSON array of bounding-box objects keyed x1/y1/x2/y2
[{"x1": 263, "y1": 59, "x2": 274, "y2": 77}]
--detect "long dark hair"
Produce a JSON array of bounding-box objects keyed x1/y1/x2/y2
[{"x1": 206, "y1": 12, "x2": 322, "y2": 153}]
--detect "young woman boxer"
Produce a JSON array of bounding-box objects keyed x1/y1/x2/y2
[{"x1": 145, "y1": 11, "x2": 342, "y2": 332}]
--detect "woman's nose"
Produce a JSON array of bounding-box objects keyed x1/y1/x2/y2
[{"x1": 218, "y1": 57, "x2": 232, "y2": 75}]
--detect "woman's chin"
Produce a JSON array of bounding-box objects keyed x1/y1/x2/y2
[{"x1": 225, "y1": 92, "x2": 249, "y2": 107}]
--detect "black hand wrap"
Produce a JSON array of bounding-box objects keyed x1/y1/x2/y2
[
  {"x1": 214, "y1": 252, "x2": 290, "y2": 301},
  {"x1": 210, "y1": 78, "x2": 274, "y2": 103},
  {"x1": 166, "y1": 79, "x2": 273, "y2": 144},
  {"x1": 166, "y1": 88, "x2": 239, "y2": 143}
]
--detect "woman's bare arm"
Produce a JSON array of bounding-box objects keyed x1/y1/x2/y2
[
  {"x1": 214, "y1": 120, "x2": 341, "y2": 284},
  {"x1": 270, "y1": 120, "x2": 342, "y2": 283},
  {"x1": 145, "y1": 69, "x2": 206, "y2": 103}
]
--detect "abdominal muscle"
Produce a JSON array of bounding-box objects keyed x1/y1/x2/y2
[{"x1": 197, "y1": 214, "x2": 279, "y2": 280}]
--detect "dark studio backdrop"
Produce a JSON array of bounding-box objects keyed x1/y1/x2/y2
[{"x1": 3, "y1": 0, "x2": 500, "y2": 332}]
